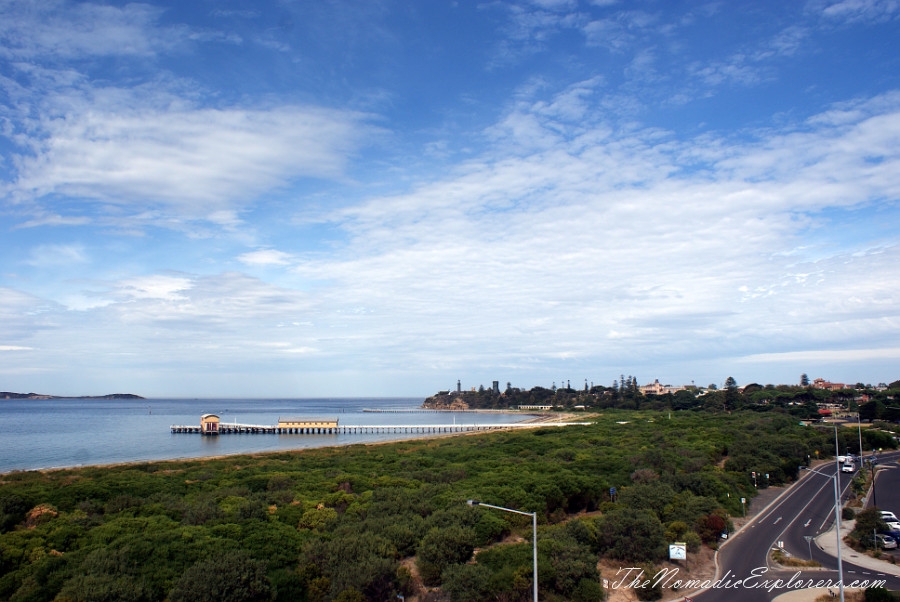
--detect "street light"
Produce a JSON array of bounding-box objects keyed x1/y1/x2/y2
[
  {"x1": 799, "y1": 425, "x2": 846, "y2": 602},
  {"x1": 857, "y1": 412, "x2": 864, "y2": 458},
  {"x1": 468, "y1": 500, "x2": 538, "y2": 602},
  {"x1": 800, "y1": 465, "x2": 845, "y2": 602}
]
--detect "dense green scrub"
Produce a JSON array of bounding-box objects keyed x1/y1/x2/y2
[{"x1": 0, "y1": 411, "x2": 840, "y2": 601}]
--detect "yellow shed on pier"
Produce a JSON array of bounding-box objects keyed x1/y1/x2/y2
[{"x1": 277, "y1": 417, "x2": 338, "y2": 429}]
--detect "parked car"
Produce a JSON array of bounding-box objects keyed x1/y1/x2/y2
[
  {"x1": 880, "y1": 510, "x2": 899, "y2": 522},
  {"x1": 884, "y1": 521, "x2": 900, "y2": 532},
  {"x1": 875, "y1": 534, "x2": 898, "y2": 550}
]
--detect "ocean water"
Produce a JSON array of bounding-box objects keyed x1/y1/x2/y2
[{"x1": 0, "y1": 397, "x2": 528, "y2": 473}]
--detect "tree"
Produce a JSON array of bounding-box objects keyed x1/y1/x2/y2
[
  {"x1": 859, "y1": 400, "x2": 884, "y2": 422},
  {"x1": 850, "y1": 508, "x2": 888, "y2": 550},
  {"x1": 724, "y1": 377, "x2": 740, "y2": 411},
  {"x1": 800, "y1": 373, "x2": 810, "y2": 387}
]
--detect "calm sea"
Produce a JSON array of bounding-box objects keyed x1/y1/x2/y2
[{"x1": 0, "y1": 397, "x2": 527, "y2": 473}]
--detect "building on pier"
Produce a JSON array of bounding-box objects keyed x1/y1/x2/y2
[
  {"x1": 200, "y1": 414, "x2": 220, "y2": 435},
  {"x1": 277, "y1": 417, "x2": 339, "y2": 434}
]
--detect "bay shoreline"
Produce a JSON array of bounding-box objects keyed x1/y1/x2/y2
[{"x1": 2, "y1": 410, "x2": 577, "y2": 476}]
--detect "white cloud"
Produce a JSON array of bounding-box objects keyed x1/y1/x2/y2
[
  {"x1": 11, "y1": 102, "x2": 377, "y2": 220},
  {"x1": 284, "y1": 92, "x2": 900, "y2": 378},
  {"x1": 5, "y1": 89, "x2": 897, "y2": 394},
  {"x1": 117, "y1": 275, "x2": 193, "y2": 301}
]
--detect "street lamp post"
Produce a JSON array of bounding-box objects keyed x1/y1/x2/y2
[
  {"x1": 800, "y1": 465, "x2": 845, "y2": 602},
  {"x1": 799, "y1": 425, "x2": 846, "y2": 602},
  {"x1": 468, "y1": 500, "x2": 538, "y2": 602},
  {"x1": 857, "y1": 412, "x2": 864, "y2": 458}
]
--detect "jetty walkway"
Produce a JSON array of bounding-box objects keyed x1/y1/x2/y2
[
  {"x1": 170, "y1": 422, "x2": 591, "y2": 435},
  {"x1": 361, "y1": 408, "x2": 532, "y2": 414}
]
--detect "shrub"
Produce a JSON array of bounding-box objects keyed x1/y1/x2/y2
[
  {"x1": 864, "y1": 586, "x2": 895, "y2": 602},
  {"x1": 168, "y1": 550, "x2": 272, "y2": 602},
  {"x1": 416, "y1": 526, "x2": 476, "y2": 586},
  {"x1": 596, "y1": 508, "x2": 667, "y2": 562},
  {"x1": 633, "y1": 564, "x2": 662, "y2": 601},
  {"x1": 441, "y1": 563, "x2": 493, "y2": 601}
]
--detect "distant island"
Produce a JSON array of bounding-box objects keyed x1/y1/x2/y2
[{"x1": 0, "y1": 392, "x2": 145, "y2": 400}]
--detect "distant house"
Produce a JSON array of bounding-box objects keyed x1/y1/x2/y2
[
  {"x1": 639, "y1": 379, "x2": 686, "y2": 396},
  {"x1": 812, "y1": 378, "x2": 848, "y2": 391}
]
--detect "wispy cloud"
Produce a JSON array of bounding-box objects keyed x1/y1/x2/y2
[
  {"x1": 10, "y1": 102, "x2": 379, "y2": 222},
  {"x1": 740, "y1": 347, "x2": 900, "y2": 363},
  {"x1": 813, "y1": 0, "x2": 900, "y2": 24},
  {"x1": 0, "y1": 0, "x2": 185, "y2": 60},
  {"x1": 25, "y1": 244, "x2": 88, "y2": 267},
  {"x1": 238, "y1": 250, "x2": 294, "y2": 266},
  {"x1": 15, "y1": 214, "x2": 92, "y2": 229}
]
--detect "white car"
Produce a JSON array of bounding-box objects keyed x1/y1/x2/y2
[
  {"x1": 841, "y1": 462, "x2": 855, "y2": 473},
  {"x1": 875, "y1": 534, "x2": 898, "y2": 550},
  {"x1": 885, "y1": 521, "x2": 900, "y2": 531},
  {"x1": 880, "y1": 511, "x2": 899, "y2": 522}
]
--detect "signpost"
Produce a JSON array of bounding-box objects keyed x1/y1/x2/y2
[{"x1": 669, "y1": 543, "x2": 687, "y2": 560}]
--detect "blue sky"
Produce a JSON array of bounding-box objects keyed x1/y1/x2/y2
[{"x1": 2, "y1": 0, "x2": 899, "y2": 398}]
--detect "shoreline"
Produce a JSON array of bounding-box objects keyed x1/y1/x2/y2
[{"x1": 1, "y1": 412, "x2": 583, "y2": 476}]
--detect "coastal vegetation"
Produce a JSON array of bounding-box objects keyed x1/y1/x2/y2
[{"x1": 0, "y1": 409, "x2": 890, "y2": 601}]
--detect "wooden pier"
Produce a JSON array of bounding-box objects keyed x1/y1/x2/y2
[{"x1": 170, "y1": 422, "x2": 591, "y2": 435}]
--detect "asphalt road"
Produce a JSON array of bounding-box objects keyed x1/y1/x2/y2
[
  {"x1": 865, "y1": 453, "x2": 900, "y2": 517},
  {"x1": 690, "y1": 451, "x2": 900, "y2": 602},
  {"x1": 863, "y1": 453, "x2": 900, "y2": 564}
]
